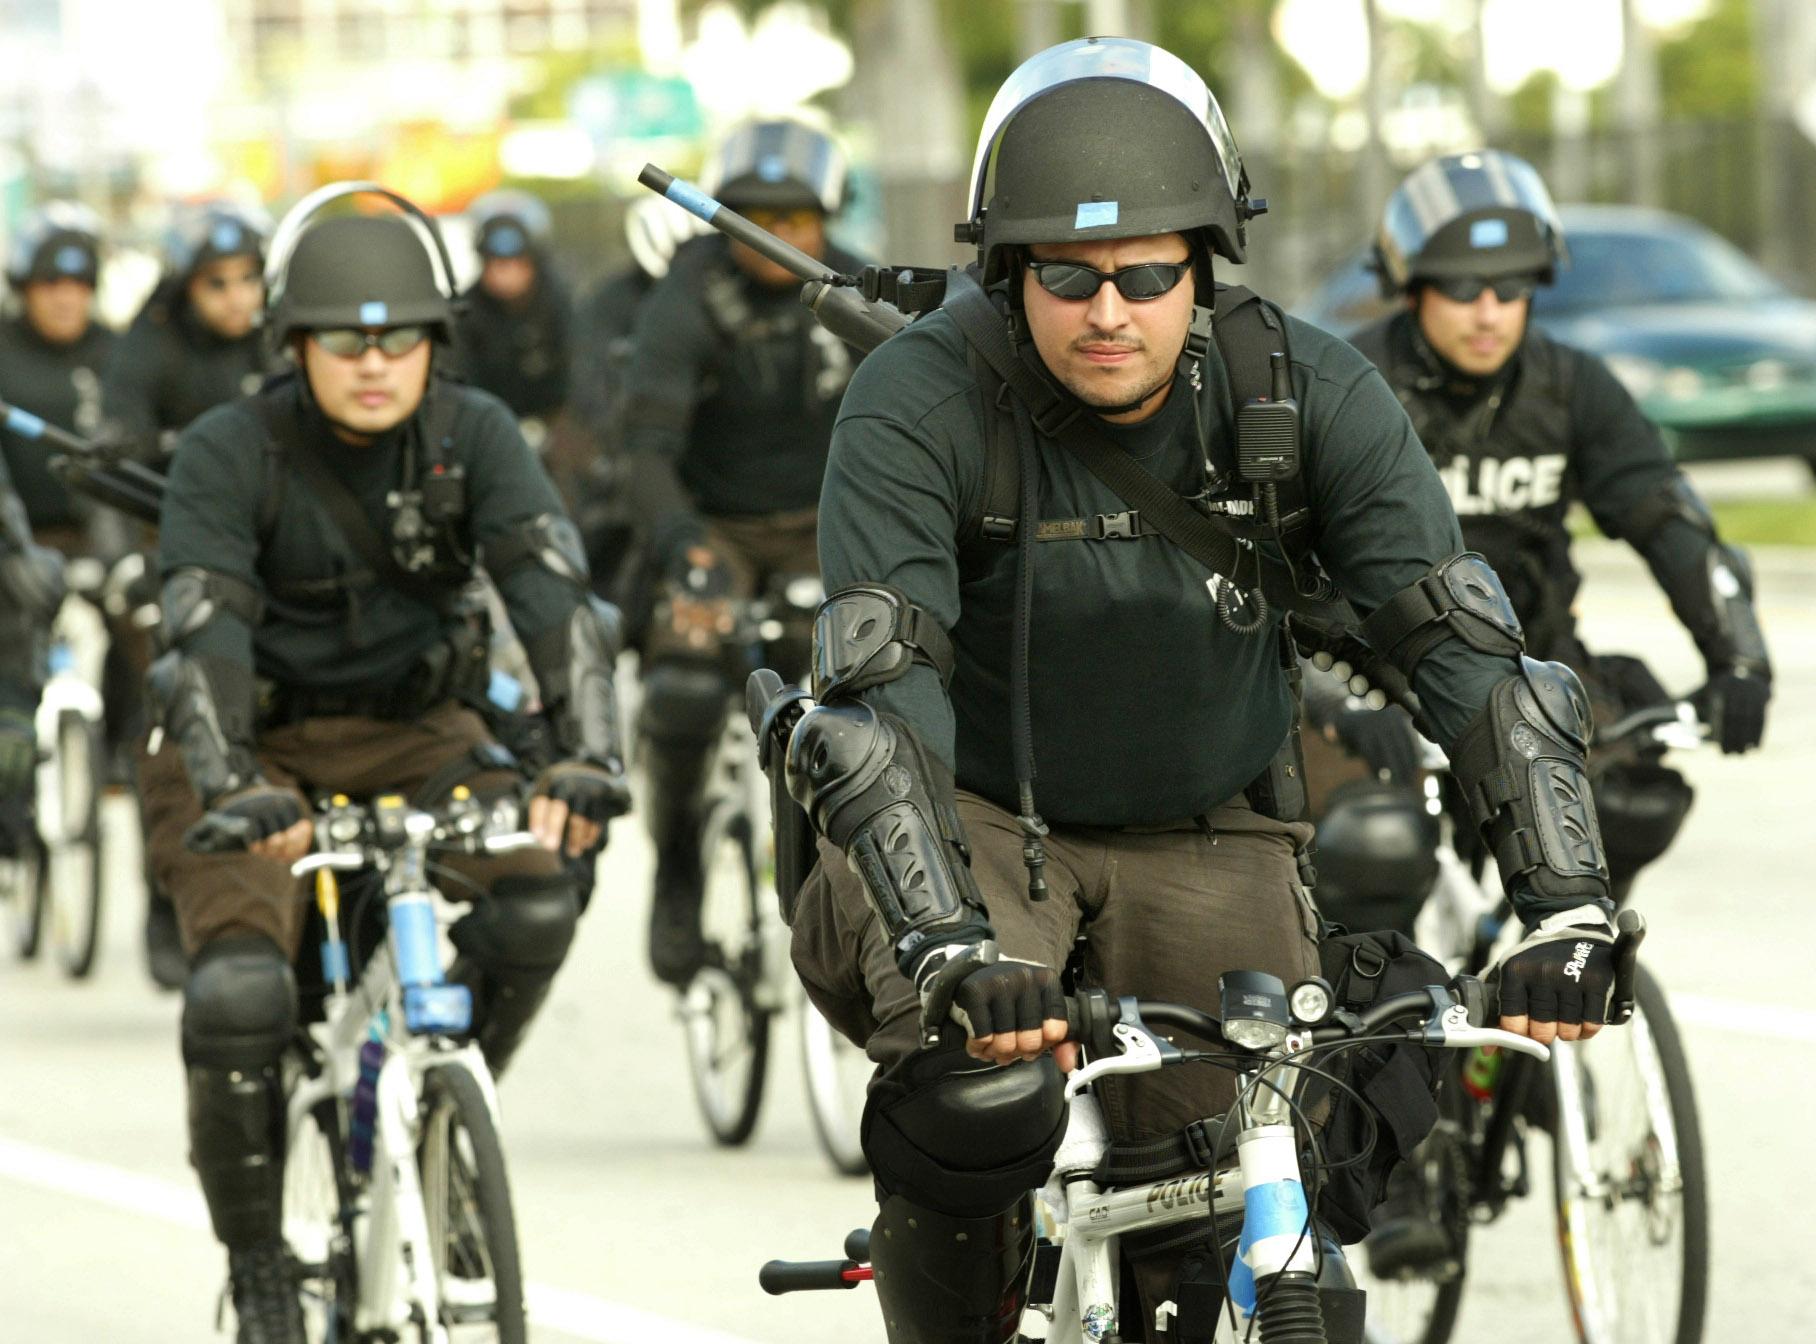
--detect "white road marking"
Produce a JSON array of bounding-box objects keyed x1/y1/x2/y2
[
  {"x1": 1669, "y1": 993, "x2": 1816, "y2": 1043},
  {"x1": 0, "y1": 1135, "x2": 763, "y2": 1344}
]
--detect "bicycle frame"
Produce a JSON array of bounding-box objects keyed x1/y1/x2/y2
[{"x1": 287, "y1": 805, "x2": 515, "y2": 1341}]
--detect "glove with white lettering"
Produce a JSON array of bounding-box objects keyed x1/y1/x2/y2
[
  {"x1": 914, "y1": 940, "x2": 1066, "y2": 1045},
  {"x1": 1491, "y1": 906, "x2": 1617, "y2": 1028}
]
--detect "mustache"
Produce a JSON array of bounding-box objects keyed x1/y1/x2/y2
[{"x1": 1070, "y1": 330, "x2": 1144, "y2": 353}]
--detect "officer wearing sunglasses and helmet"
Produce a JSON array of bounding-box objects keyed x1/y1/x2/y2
[
  {"x1": 618, "y1": 115, "x2": 867, "y2": 989},
  {"x1": 1348, "y1": 150, "x2": 1769, "y2": 763},
  {"x1": 1298, "y1": 150, "x2": 1771, "y2": 1280},
  {"x1": 769, "y1": 40, "x2": 1625, "y2": 1342},
  {"x1": 140, "y1": 185, "x2": 630, "y2": 1343}
]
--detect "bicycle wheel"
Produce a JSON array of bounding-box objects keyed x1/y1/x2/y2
[
  {"x1": 1, "y1": 832, "x2": 46, "y2": 960},
  {"x1": 800, "y1": 999, "x2": 869, "y2": 1176},
  {"x1": 681, "y1": 805, "x2": 771, "y2": 1145},
  {"x1": 1552, "y1": 965, "x2": 1708, "y2": 1344},
  {"x1": 1354, "y1": 1109, "x2": 1471, "y2": 1344},
  {"x1": 419, "y1": 1061, "x2": 527, "y2": 1344},
  {"x1": 283, "y1": 1096, "x2": 359, "y2": 1344},
  {"x1": 46, "y1": 710, "x2": 104, "y2": 979}
]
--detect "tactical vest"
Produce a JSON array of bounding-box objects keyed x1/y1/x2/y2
[{"x1": 1351, "y1": 317, "x2": 1581, "y2": 654}]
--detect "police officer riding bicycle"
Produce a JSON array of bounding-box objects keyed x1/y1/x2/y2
[
  {"x1": 140, "y1": 184, "x2": 630, "y2": 1344},
  {"x1": 619, "y1": 117, "x2": 865, "y2": 988},
  {"x1": 757, "y1": 39, "x2": 1627, "y2": 1342}
]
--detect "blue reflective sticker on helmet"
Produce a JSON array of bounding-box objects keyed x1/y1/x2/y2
[
  {"x1": 758, "y1": 153, "x2": 788, "y2": 182},
  {"x1": 1470, "y1": 218, "x2": 1510, "y2": 249},
  {"x1": 210, "y1": 220, "x2": 244, "y2": 253},
  {"x1": 487, "y1": 224, "x2": 527, "y2": 257},
  {"x1": 359, "y1": 301, "x2": 388, "y2": 325},
  {"x1": 1075, "y1": 201, "x2": 1119, "y2": 230},
  {"x1": 53, "y1": 244, "x2": 89, "y2": 275}
]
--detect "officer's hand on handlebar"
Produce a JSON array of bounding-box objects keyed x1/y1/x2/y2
[
  {"x1": 531, "y1": 759, "x2": 630, "y2": 857},
  {"x1": 1491, "y1": 909, "x2": 1617, "y2": 1045},
  {"x1": 914, "y1": 941, "x2": 1076, "y2": 1070},
  {"x1": 1692, "y1": 666, "x2": 1770, "y2": 754},
  {"x1": 187, "y1": 782, "x2": 311, "y2": 864}
]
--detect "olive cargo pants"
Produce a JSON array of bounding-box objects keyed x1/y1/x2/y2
[{"x1": 791, "y1": 788, "x2": 1323, "y2": 1336}]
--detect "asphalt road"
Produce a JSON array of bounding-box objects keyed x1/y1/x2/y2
[{"x1": 2, "y1": 537, "x2": 1813, "y2": 1342}]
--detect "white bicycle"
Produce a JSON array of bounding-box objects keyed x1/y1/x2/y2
[
  {"x1": 1357, "y1": 702, "x2": 1710, "y2": 1344},
  {"x1": 760, "y1": 925, "x2": 1643, "y2": 1342},
  {"x1": 2, "y1": 555, "x2": 113, "y2": 976},
  {"x1": 675, "y1": 583, "x2": 871, "y2": 1174},
  {"x1": 207, "y1": 789, "x2": 540, "y2": 1343}
]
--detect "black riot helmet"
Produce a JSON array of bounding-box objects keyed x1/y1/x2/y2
[
  {"x1": 6, "y1": 201, "x2": 104, "y2": 289},
  {"x1": 162, "y1": 201, "x2": 270, "y2": 283},
  {"x1": 705, "y1": 118, "x2": 848, "y2": 214},
  {"x1": 962, "y1": 37, "x2": 1263, "y2": 284},
  {"x1": 469, "y1": 188, "x2": 553, "y2": 261},
  {"x1": 265, "y1": 182, "x2": 459, "y2": 349},
  {"x1": 1373, "y1": 150, "x2": 1567, "y2": 296}
]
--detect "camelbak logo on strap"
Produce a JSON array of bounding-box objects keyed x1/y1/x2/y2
[{"x1": 1075, "y1": 201, "x2": 1119, "y2": 229}]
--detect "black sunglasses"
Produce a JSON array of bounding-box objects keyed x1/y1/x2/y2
[
  {"x1": 313, "y1": 326, "x2": 429, "y2": 359},
  {"x1": 1428, "y1": 275, "x2": 1540, "y2": 304},
  {"x1": 1026, "y1": 259, "x2": 1192, "y2": 302}
]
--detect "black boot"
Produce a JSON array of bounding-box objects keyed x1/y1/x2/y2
[
  {"x1": 227, "y1": 1239, "x2": 305, "y2": 1344},
  {"x1": 869, "y1": 1193, "x2": 1038, "y2": 1344},
  {"x1": 642, "y1": 732, "x2": 716, "y2": 988},
  {"x1": 1363, "y1": 1141, "x2": 1461, "y2": 1282}
]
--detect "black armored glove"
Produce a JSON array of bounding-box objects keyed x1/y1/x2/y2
[
  {"x1": 1692, "y1": 666, "x2": 1770, "y2": 754},
  {"x1": 0, "y1": 707, "x2": 36, "y2": 800},
  {"x1": 915, "y1": 941, "x2": 1066, "y2": 1044},
  {"x1": 534, "y1": 758, "x2": 632, "y2": 823},
  {"x1": 1491, "y1": 908, "x2": 1617, "y2": 1029},
  {"x1": 184, "y1": 782, "x2": 306, "y2": 854}
]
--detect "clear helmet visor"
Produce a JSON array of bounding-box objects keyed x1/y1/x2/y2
[
  {"x1": 1379, "y1": 150, "x2": 1565, "y2": 280},
  {"x1": 966, "y1": 37, "x2": 1243, "y2": 224},
  {"x1": 705, "y1": 119, "x2": 847, "y2": 213}
]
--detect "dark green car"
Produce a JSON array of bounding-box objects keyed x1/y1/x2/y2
[{"x1": 1294, "y1": 204, "x2": 1816, "y2": 468}]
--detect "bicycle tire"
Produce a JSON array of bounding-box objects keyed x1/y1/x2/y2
[
  {"x1": 800, "y1": 999, "x2": 869, "y2": 1177},
  {"x1": 283, "y1": 1095, "x2": 360, "y2": 1344},
  {"x1": 1552, "y1": 965, "x2": 1708, "y2": 1344},
  {"x1": 682, "y1": 805, "x2": 771, "y2": 1146},
  {"x1": 2, "y1": 833, "x2": 47, "y2": 960},
  {"x1": 48, "y1": 710, "x2": 104, "y2": 979},
  {"x1": 419, "y1": 1060, "x2": 528, "y2": 1344}
]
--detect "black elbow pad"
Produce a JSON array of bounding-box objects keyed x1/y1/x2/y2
[
  {"x1": 1360, "y1": 554, "x2": 1524, "y2": 681},
  {"x1": 1450, "y1": 657, "x2": 1610, "y2": 915}
]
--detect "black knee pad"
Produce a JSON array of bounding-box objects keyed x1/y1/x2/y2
[
  {"x1": 1313, "y1": 781, "x2": 1439, "y2": 937},
  {"x1": 181, "y1": 935, "x2": 297, "y2": 1071},
  {"x1": 639, "y1": 661, "x2": 729, "y2": 745},
  {"x1": 450, "y1": 872, "x2": 579, "y2": 972},
  {"x1": 861, "y1": 1046, "x2": 1067, "y2": 1219}
]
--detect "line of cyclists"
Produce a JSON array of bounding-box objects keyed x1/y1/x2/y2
[{"x1": 0, "y1": 35, "x2": 1770, "y2": 1344}]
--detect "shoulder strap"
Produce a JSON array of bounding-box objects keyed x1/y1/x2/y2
[
  {"x1": 253, "y1": 392, "x2": 462, "y2": 613},
  {"x1": 941, "y1": 270, "x2": 1354, "y2": 629},
  {"x1": 958, "y1": 343, "x2": 1020, "y2": 550}
]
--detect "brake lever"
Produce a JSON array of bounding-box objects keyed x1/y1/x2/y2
[
  {"x1": 1063, "y1": 1019, "x2": 1182, "y2": 1099},
  {"x1": 1429, "y1": 1004, "x2": 1552, "y2": 1062}
]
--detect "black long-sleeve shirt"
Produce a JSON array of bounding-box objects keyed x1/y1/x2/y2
[
  {"x1": 103, "y1": 300, "x2": 268, "y2": 463},
  {"x1": 0, "y1": 315, "x2": 115, "y2": 528}
]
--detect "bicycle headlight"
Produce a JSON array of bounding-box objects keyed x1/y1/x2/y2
[
  {"x1": 1220, "y1": 970, "x2": 1290, "y2": 1051},
  {"x1": 1289, "y1": 977, "x2": 1334, "y2": 1026}
]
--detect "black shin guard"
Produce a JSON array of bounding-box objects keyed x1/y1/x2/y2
[
  {"x1": 870, "y1": 1193, "x2": 1038, "y2": 1344},
  {"x1": 187, "y1": 1063, "x2": 286, "y2": 1249}
]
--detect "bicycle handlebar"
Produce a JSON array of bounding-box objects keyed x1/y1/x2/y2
[{"x1": 757, "y1": 1258, "x2": 869, "y2": 1295}]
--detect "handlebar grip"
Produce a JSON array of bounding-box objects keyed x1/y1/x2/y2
[
  {"x1": 1606, "y1": 909, "x2": 1647, "y2": 1026},
  {"x1": 758, "y1": 1259, "x2": 863, "y2": 1295},
  {"x1": 1450, "y1": 974, "x2": 1490, "y2": 1028},
  {"x1": 1063, "y1": 987, "x2": 1123, "y2": 1055},
  {"x1": 182, "y1": 810, "x2": 254, "y2": 855},
  {"x1": 843, "y1": 1228, "x2": 871, "y2": 1263}
]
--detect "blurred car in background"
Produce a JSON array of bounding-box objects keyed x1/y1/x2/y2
[{"x1": 1294, "y1": 204, "x2": 1816, "y2": 470}]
